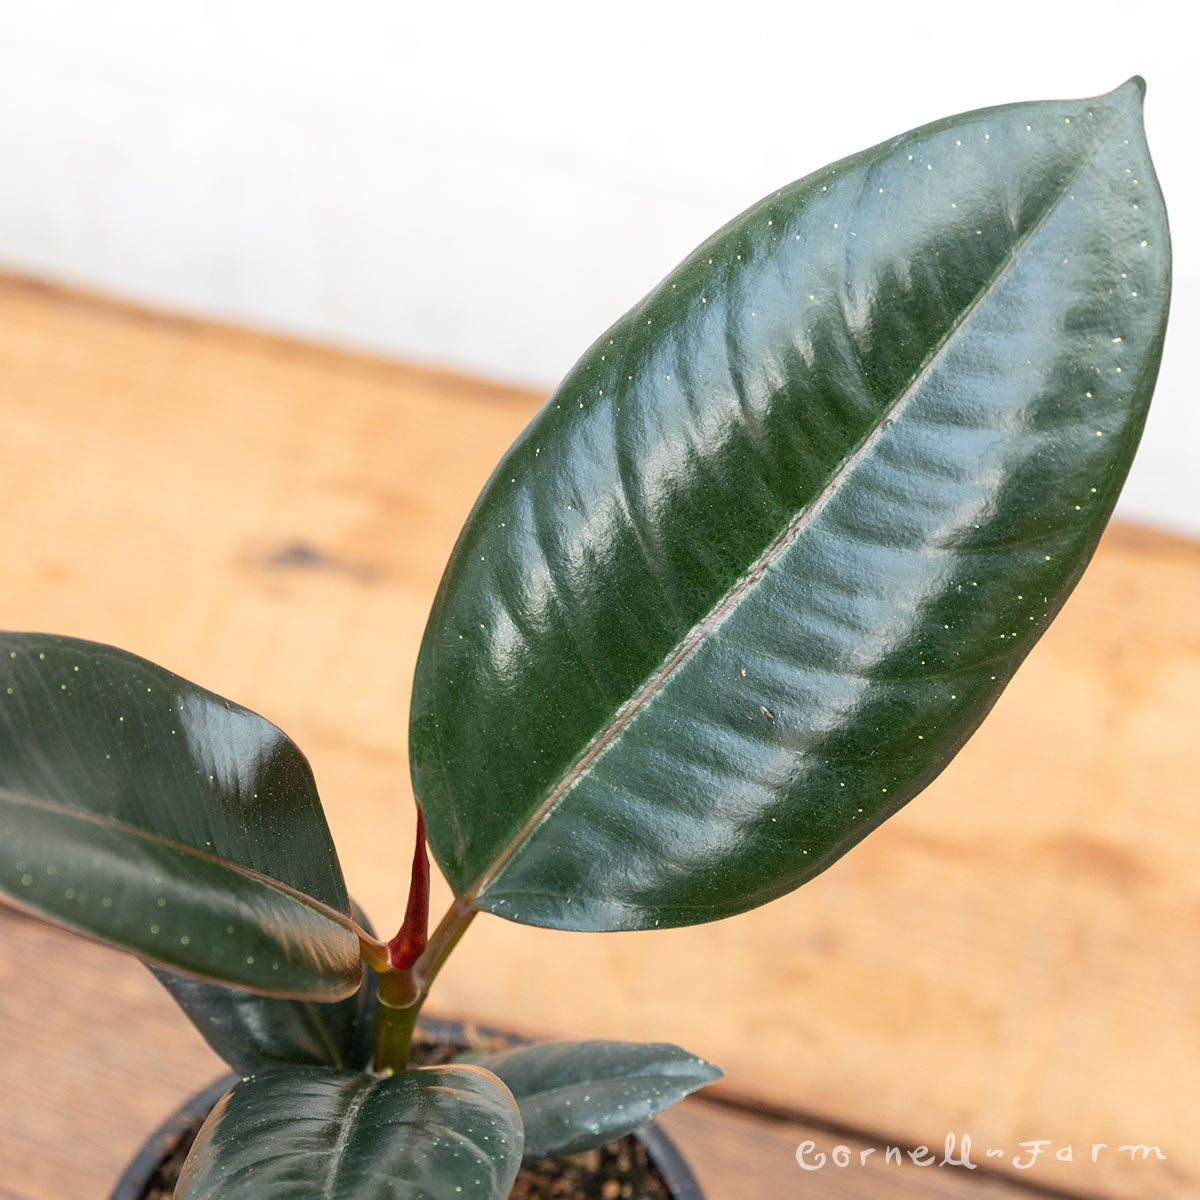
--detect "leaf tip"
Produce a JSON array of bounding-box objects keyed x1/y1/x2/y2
[{"x1": 1111, "y1": 75, "x2": 1147, "y2": 106}]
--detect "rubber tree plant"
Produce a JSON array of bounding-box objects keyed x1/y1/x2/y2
[{"x1": 0, "y1": 78, "x2": 1170, "y2": 1199}]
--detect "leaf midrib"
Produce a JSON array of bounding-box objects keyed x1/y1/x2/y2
[
  {"x1": 465, "y1": 115, "x2": 1113, "y2": 903},
  {"x1": 0, "y1": 785, "x2": 353, "y2": 929},
  {"x1": 320, "y1": 1078, "x2": 374, "y2": 1199}
]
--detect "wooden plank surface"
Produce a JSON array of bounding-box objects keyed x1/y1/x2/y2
[
  {"x1": 0, "y1": 274, "x2": 1195, "y2": 1199},
  {"x1": 0, "y1": 911, "x2": 1112, "y2": 1200}
]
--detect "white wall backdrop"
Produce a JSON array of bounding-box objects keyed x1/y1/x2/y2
[{"x1": 0, "y1": 0, "x2": 1194, "y2": 532}]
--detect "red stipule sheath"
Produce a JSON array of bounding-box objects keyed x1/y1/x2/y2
[{"x1": 387, "y1": 808, "x2": 430, "y2": 970}]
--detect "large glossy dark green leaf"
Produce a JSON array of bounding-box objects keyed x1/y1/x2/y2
[
  {"x1": 411, "y1": 80, "x2": 1171, "y2": 931},
  {"x1": 176, "y1": 1065, "x2": 524, "y2": 1200},
  {"x1": 152, "y1": 963, "x2": 377, "y2": 1074},
  {"x1": 0, "y1": 634, "x2": 360, "y2": 998},
  {"x1": 149, "y1": 902, "x2": 379, "y2": 1074},
  {"x1": 468, "y1": 1040, "x2": 721, "y2": 1162}
]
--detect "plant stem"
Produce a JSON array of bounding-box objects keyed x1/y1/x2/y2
[
  {"x1": 374, "y1": 968, "x2": 421, "y2": 1073},
  {"x1": 371, "y1": 898, "x2": 477, "y2": 1074}
]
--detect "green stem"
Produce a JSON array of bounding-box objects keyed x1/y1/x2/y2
[
  {"x1": 374, "y1": 973, "x2": 421, "y2": 1074},
  {"x1": 371, "y1": 898, "x2": 477, "y2": 1074}
]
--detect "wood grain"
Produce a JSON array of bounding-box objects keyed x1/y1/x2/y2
[
  {"x1": 0, "y1": 274, "x2": 1194, "y2": 1199},
  {"x1": 0, "y1": 912, "x2": 1062, "y2": 1200}
]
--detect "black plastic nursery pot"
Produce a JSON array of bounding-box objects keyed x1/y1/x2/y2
[
  {"x1": 110, "y1": 1072, "x2": 234, "y2": 1200},
  {"x1": 110, "y1": 1018, "x2": 706, "y2": 1200}
]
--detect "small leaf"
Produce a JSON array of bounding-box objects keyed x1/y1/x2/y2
[
  {"x1": 411, "y1": 79, "x2": 1171, "y2": 931},
  {"x1": 149, "y1": 902, "x2": 379, "y2": 1074},
  {"x1": 176, "y1": 1065, "x2": 524, "y2": 1200},
  {"x1": 470, "y1": 1040, "x2": 721, "y2": 1161},
  {"x1": 0, "y1": 634, "x2": 359, "y2": 998}
]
